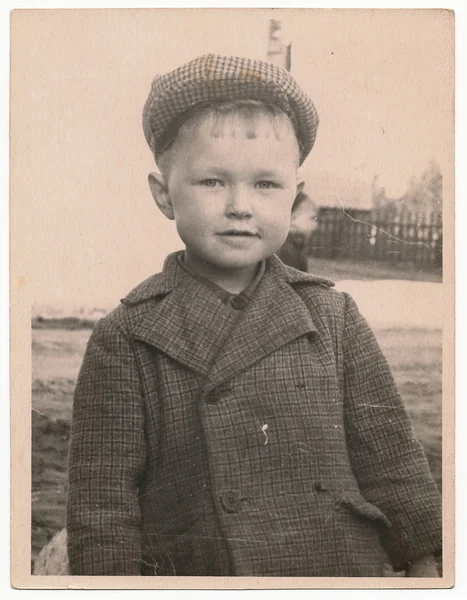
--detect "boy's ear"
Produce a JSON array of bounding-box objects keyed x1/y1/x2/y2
[{"x1": 148, "y1": 172, "x2": 175, "y2": 220}]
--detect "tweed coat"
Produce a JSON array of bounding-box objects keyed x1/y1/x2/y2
[{"x1": 67, "y1": 252, "x2": 442, "y2": 577}]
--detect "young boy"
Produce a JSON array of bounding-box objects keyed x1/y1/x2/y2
[{"x1": 67, "y1": 54, "x2": 442, "y2": 577}]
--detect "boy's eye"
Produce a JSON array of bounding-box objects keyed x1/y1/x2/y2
[
  {"x1": 200, "y1": 179, "x2": 224, "y2": 187},
  {"x1": 256, "y1": 181, "x2": 279, "y2": 189}
]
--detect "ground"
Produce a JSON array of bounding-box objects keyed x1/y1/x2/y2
[
  {"x1": 31, "y1": 259, "x2": 444, "y2": 571},
  {"x1": 307, "y1": 256, "x2": 442, "y2": 284}
]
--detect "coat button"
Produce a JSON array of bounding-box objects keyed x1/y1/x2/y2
[
  {"x1": 205, "y1": 384, "x2": 233, "y2": 405},
  {"x1": 230, "y1": 295, "x2": 249, "y2": 310},
  {"x1": 220, "y1": 490, "x2": 241, "y2": 513},
  {"x1": 205, "y1": 390, "x2": 220, "y2": 405}
]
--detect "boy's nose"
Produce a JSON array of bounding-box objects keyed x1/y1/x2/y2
[{"x1": 225, "y1": 186, "x2": 253, "y2": 218}]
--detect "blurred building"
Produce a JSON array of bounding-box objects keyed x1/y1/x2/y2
[{"x1": 267, "y1": 19, "x2": 291, "y2": 70}]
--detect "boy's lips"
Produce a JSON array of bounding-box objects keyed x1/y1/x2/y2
[{"x1": 217, "y1": 230, "x2": 260, "y2": 237}]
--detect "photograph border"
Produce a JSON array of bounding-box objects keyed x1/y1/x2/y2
[{"x1": 8, "y1": 2, "x2": 458, "y2": 591}]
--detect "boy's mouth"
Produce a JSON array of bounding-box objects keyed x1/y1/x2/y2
[{"x1": 218, "y1": 230, "x2": 260, "y2": 237}]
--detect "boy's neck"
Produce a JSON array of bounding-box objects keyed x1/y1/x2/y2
[{"x1": 182, "y1": 250, "x2": 261, "y2": 295}]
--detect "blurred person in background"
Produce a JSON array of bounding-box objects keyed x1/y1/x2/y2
[{"x1": 276, "y1": 189, "x2": 318, "y2": 271}]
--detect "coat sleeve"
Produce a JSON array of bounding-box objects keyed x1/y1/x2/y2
[
  {"x1": 66, "y1": 316, "x2": 147, "y2": 575},
  {"x1": 341, "y1": 292, "x2": 442, "y2": 570}
]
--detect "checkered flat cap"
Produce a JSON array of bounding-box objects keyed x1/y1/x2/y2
[{"x1": 142, "y1": 54, "x2": 319, "y2": 165}]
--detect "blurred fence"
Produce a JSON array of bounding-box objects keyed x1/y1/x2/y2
[{"x1": 310, "y1": 206, "x2": 443, "y2": 269}]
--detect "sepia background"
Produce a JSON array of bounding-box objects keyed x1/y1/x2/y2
[{"x1": 9, "y1": 8, "x2": 454, "y2": 582}]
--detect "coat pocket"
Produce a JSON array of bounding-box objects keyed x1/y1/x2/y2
[
  {"x1": 337, "y1": 492, "x2": 391, "y2": 529},
  {"x1": 329, "y1": 491, "x2": 392, "y2": 576}
]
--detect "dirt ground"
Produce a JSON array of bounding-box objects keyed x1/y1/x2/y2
[{"x1": 307, "y1": 256, "x2": 442, "y2": 283}]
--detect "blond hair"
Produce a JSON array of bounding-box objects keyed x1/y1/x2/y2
[{"x1": 156, "y1": 99, "x2": 299, "y2": 178}]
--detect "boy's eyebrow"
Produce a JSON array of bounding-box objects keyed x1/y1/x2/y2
[
  {"x1": 253, "y1": 169, "x2": 290, "y2": 179},
  {"x1": 190, "y1": 167, "x2": 292, "y2": 180},
  {"x1": 188, "y1": 166, "x2": 231, "y2": 178}
]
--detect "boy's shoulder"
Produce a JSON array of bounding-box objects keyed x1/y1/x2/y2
[
  {"x1": 117, "y1": 252, "x2": 184, "y2": 311},
  {"x1": 280, "y1": 262, "x2": 349, "y2": 317},
  {"x1": 99, "y1": 265, "x2": 175, "y2": 333},
  {"x1": 120, "y1": 271, "x2": 171, "y2": 306},
  {"x1": 280, "y1": 262, "x2": 335, "y2": 289}
]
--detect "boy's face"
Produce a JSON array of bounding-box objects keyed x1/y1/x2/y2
[{"x1": 150, "y1": 111, "x2": 301, "y2": 280}]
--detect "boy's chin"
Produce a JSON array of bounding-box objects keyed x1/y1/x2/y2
[
  {"x1": 209, "y1": 251, "x2": 278, "y2": 271},
  {"x1": 186, "y1": 249, "x2": 267, "y2": 272},
  {"x1": 206, "y1": 258, "x2": 262, "y2": 272}
]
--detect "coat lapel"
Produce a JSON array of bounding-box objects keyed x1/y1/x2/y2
[
  {"x1": 123, "y1": 252, "x2": 328, "y2": 382},
  {"x1": 129, "y1": 271, "x2": 235, "y2": 377},
  {"x1": 204, "y1": 258, "x2": 319, "y2": 390}
]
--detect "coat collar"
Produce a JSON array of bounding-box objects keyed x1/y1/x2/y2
[
  {"x1": 122, "y1": 252, "x2": 334, "y2": 304},
  {"x1": 121, "y1": 252, "x2": 334, "y2": 388}
]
